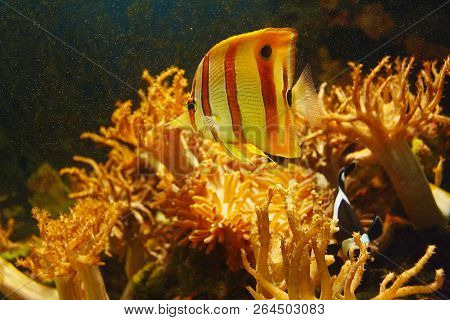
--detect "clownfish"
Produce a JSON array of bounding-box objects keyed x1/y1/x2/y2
[
  {"x1": 168, "y1": 28, "x2": 324, "y2": 162},
  {"x1": 332, "y1": 163, "x2": 383, "y2": 257}
]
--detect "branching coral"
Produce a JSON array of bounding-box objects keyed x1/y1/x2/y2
[
  {"x1": 61, "y1": 67, "x2": 191, "y2": 221},
  {"x1": 60, "y1": 67, "x2": 191, "y2": 287},
  {"x1": 302, "y1": 57, "x2": 449, "y2": 228},
  {"x1": 242, "y1": 185, "x2": 444, "y2": 300},
  {"x1": 17, "y1": 198, "x2": 124, "y2": 299},
  {"x1": 0, "y1": 219, "x2": 58, "y2": 300},
  {"x1": 23, "y1": 59, "x2": 444, "y2": 301}
]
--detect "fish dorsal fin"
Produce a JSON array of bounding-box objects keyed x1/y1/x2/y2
[{"x1": 292, "y1": 64, "x2": 325, "y2": 128}]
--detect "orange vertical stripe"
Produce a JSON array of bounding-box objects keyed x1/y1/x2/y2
[
  {"x1": 201, "y1": 53, "x2": 212, "y2": 117},
  {"x1": 224, "y1": 41, "x2": 246, "y2": 143},
  {"x1": 255, "y1": 47, "x2": 278, "y2": 145}
]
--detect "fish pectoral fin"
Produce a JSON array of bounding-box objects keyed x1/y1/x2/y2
[
  {"x1": 204, "y1": 116, "x2": 219, "y2": 131},
  {"x1": 292, "y1": 64, "x2": 325, "y2": 128},
  {"x1": 166, "y1": 112, "x2": 192, "y2": 130}
]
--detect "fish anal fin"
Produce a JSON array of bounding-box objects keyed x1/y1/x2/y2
[
  {"x1": 292, "y1": 64, "x2": 325, "y2": 128},
  {"x1": 242, "y1": 143, "x2": 268, "y2": 158}
]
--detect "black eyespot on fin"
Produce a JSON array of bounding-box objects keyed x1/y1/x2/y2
[
  {"x1": 260, "y1": 45, "x2": 272, "y2": 59},
  {"x1": 187, "y1": 101, "x2": 195, "y2": 111}
]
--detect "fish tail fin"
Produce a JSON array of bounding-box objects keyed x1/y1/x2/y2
[
  {"x1": 292, "y1": 64, "x2": 325, "y2": 128},
  {"x1": 166, "y1": 112, "x2": 192, "y2": 130}
]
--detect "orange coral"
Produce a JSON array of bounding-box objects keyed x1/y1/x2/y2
[
  {"x1": 242, "y1": 185, "x2": 444, "y2": 300},
  {"x1": 60, "y1": 65, "x2": 334, "y2": 271},
  {"x1": 301, "y1": 57, "x2": 449, "y2": 228},
  {"x1": 60, "y1": 67, "x2": 192, "y2": 263},
  {"x1": 17, "y1": 199, "x2": 124, "y2": 299},
  {"x1": 152, "y1": 131, "x2": 330, "y2": 270},
  {"x1": 0, "y1": 219, "x2": 15, "y2": 252}
]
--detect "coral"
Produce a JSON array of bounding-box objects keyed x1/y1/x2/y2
[
  {"x1": 7, "y1": 60, "x2": 443, "y2": 301},
  {"x1": 0, "y1": 219, "x2": 15, "y2": 253},
  {"x1": 0, "y1": 257, "x2": 59, "y2": 300},
  {"x1": 242, "y1": 185, "x2": 445, "y2": 300},
  {"x1": 60, "y1": 67, "x2": 190, "y2": 277},
  {"x1": 153, "y1": 135, "x2": 329, "y2": 270},
  {"x1": 61, "y1": 66, "x2": 190, "y2": 215},
  {"x1": 0, "y1": 219, "x2": 58, "y2": 300},
  {"x1": 302, "y1": 57, "x2": 449, "y2": 228},
  {"x1": 60, "y1": 65, "x2": 332, "y2": 273},
  {"x1": 17, "y1": 198, "x2": 124, "y2": 299}
]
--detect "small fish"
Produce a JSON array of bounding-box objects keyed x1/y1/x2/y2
[
  {"x1": 168, "y1": 28, "x2": 323, "y2": 162},
  {"x1": 333, "y1": 163, "x2": 383, "y2": 257}
]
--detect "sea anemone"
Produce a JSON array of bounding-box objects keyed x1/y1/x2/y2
[{"x1": 152, "y1": 133, "x2": 328, "y2": 270}]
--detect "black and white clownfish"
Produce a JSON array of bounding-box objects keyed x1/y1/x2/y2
[{"x1": 333, "y1": 163, "x2": 383, "y2": 257}]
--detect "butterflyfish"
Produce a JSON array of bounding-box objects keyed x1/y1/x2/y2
[
  {"x1": 168, "y1": 28, "x2": 324, "y2": 162},
  {"x1": 332, "y1": 163, "x2": 383, "y2": 258}
]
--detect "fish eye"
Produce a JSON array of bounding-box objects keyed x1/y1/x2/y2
[
  {"x1": 286, "y1": 89, "x2": 292, "y2": 107},
  {"x1": 187, "y1": 100, "x2": 195, "y2": 111},
  {"x1": 260, "y1": 45, "x2": 272, "y2": 59}
]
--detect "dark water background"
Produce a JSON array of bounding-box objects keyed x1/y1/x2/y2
[{"x1": 0, "y1": 0, "x2": 449, "y2": 225}]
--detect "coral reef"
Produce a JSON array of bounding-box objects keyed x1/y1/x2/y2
[
  {"x1": 299, "y1": 57, "x2": 449, "y2": 228},
  {"x1": 17, "y1": 199, "x2": 124, "y2": 299},
  {"x1": 60, "y1": 67, "x2": 189, "y2": 281},
  {"x1": 155, "y1": 153, "x2": 330, "y2": 270},
  {"x1": 242, "y1": 185, "x2": 444, "y2": 299},
  {"x1": 60, "y1": 65, "x2": 331, "y2": 273},
  {"x1": 2, "y1": 57, "x2": 447, "y2": 300}
]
